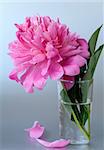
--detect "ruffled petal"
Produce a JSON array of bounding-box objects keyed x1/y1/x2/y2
[
  {"x1": 46, "y1": 43, "x2": 58, "y2": 59},
  {"x1": 69, "y1": 55, "x2": 87, "y2": 67},
  {"x1": 22, "y1": 65, "x2": 47, "y2": 92},
  {"x1": 22, "y1": 66, "x2": 35, "y2": 93},
  {"x1": 49, "y1": 63, "x2": 64, "y2": 80},
  {"x1": 48, "y1": 22, "x2": 57, "y2": 39},
  {"x1": 9, "y1": 64, "x2": 31, "y2": 82},
  {"x1": 63, "y1": 64, "x2": 80, "y2": 76},
  {"x1": 62, "y1": 55, "x2": 86, "y2": 68},
  {"x1": 9, "y1": 69, "x2": 20, "y2": 82},
  {"x1": 77, "y1": 39, "x2": 90, "y2": 58},
  {"x1": 41, "y1": 60, "x2": 51, "y2": 76},
  {"x1": 30, "y1": 53, "x2": 45, "y2": 64}
]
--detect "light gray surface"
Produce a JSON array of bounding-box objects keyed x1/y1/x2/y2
[
  {"x1": 0, "y1": 80, "x2": 104, "y2": 150},
  {"x1": 0, "y1": 1, "x2": 104, "y2": 150}
]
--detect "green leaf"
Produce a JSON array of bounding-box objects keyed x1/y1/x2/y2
[
  {"x1": 84, "y1": 44, "x2": 104, "y2": 80},
  {"x1": 88, "y1": 25, "x2": 102, "y2": 55},
  {"x1": 60, "y1": 88, "x2": 82, "y2": 124},
  {"x1": 81, "y1": 104, "x2": 90, "y2": 125},
  {"x1": 60, "y1": 89, "x2": 71, "y2": 103}
]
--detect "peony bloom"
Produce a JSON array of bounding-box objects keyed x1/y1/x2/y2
[{"x1": 9, "y1": 16, "x2": 89, "y2": 93}]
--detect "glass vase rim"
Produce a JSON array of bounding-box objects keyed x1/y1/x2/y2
[{"x1": 59, "y1": 78, "x2": 93, "y2": 83}]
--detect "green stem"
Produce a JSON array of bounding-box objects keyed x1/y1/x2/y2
[
  {"x1": 61, "y1": 101, "x2": 90, "y2": 141},
  {"x1": 71, "y1": 108, "x2": 90, "y2": 140},
  {"x1": 61, "y1": 82, "x2": 90, "y2": 141}
]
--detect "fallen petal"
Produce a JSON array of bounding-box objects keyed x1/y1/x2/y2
[
  {"x1": 25, "y1": 121, "x2": 70, "y2": 148},
  {"x1": 36, "y1": 138, "x2": 70, "y2": 148},
  {"x1": 25, "y1": 121, "x2": 44, "y2": 139}
]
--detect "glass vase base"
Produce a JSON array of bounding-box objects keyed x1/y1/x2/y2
[
  {"x1": 59, "y1": 102, "x2": 91, "y2": 145},
  {"x1": 70, "y1": 139, "x2": 89, "y2": 145}
]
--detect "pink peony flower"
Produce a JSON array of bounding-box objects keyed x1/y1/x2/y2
[{"x1": 9, "y1": 16, "x2": 89, "y2": 93}]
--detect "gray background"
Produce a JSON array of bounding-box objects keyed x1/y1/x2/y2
[{"x1": 0, "y1": 1, "x2": 104, "y2": 150}]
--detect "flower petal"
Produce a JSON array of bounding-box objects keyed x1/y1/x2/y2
[
  {"x1": 22, "y1": 65, "x2": 47, "y2": 92},
  {"x1": 40, "y1": 60, "x2": 51, "y2": 76},
  {"x1": 30, "y1": 53, "x2": 45, "y2": 64},
  {"x1": 48, "y1": 22, "x2": 57, "y2": 39},
  {"x1": 9, "y1": 69, "x2": 19, "y2": 82},
  {"x1": 63, "y1": 64, "x2": 80, "y2": 76},
  {"x1": 63, "y1": 55, "x2": 87, "y2": 68},
  {"x1": 69, "y1": 55, "x2": 87, "y2": 67},
  {"x1": 25, "y1": 121, "x2": 70, "y2": 148},
  {"x1": 25, "y1": 121, "x2": 44, "y2": 139},
  {"x1": 77, "y1": 39, "x2": 90, "y2": 58},
  {"x1": 46, "y1": 43, "x2": 58, "y2": 59},
  {"x1": 22, "y1": 66, "x2": 35, "y2": 93},
  {"x1": 9, "y1": 64, "x2": 30, "y2": 83},
  {"x1": 36, "y1": 139, "x2": 70, "y2": 148},
  {"x1": 49, "y1": 63, "x2": 64, "y2": 80}
]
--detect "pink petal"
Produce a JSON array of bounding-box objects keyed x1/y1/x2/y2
[
  {"x1": 63, "y1": 55, "x2": 86, "y2": 68},
  {"x1": 9, "y1": 69, "x2": 19, "y2": 82},
  {"x1": 22, "y1": 66, "x2": 35, "y2": 93},
  {"x1": 40, "y1": 60, "x2": 51, "y2": 76},
  {"x1": 48, "y1": 22, "x2": 57, "y2": 39},
  {"x1": 43, "y1": 16, "x2": 51, "y2": 28},
  {"x1": 23, "y1": 79, "x2": 34, "y2": 93},
  {"x1": 48, "y1": 63, "x2": 64, "y2": 80},
  {"x1": 77, "y1": 39, "x2": 90, "y2": 58},
  {"x1": 32, "y1": 64, "x2": 47, "y2": 90},
  {"x1": 63, "y1": 64, "x2": 80, "y2": 76},
  {"x1": 33, "y1": 77, "x2": 47, "y2": 90},
  {"x1": 33, "y1": 34, "x2": 45, "y2": 50},
  {"x1": 51, "y1": 54, "x2": 63, "y2": 63},
  {"x1": 70, "y1": 55, "x2": 86, "y2": 67},
  {"x1": 25, "y1": 121, "x2": 44, "y2": 139},
  {"x1": 14, "y1": 55, "x2": 32, "y2": 66},
  {"x1": 22, "y1": 65, "x2": 47, "y2": 92},
  {"x1": 36, "y1": 139, "x2": 70, "y2": 148},
  {"x1": 46, "y1": 43, "x2": 58, "y2": 59},
  {"x1": 16, "y1": 32, "x2": 31, "y2": 49},
  {"x1": 43, "y1": 31, "x2": 51, "y2": 41},
  {"x1": 25, "y1": 121, "x2": 70, "y2": 148},
  {"x1": 30, "y1": 53, "x2": 45, "y2": 64},
  {"x1": 61, "y1": 47, "x2": 82, "y2": 57},
  {"x1": 9, "y1": 64, "x2": 30, "y2": 82}
]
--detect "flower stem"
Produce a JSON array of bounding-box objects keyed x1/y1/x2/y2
[
  {"x1": 61, "y1": 101, "x2": 90, "y2": 141},
  {"x1": 71, "y1": 108, "x2": 90, "y2": 140},
  {"x1": 61, "y1": 82, "x2": 90, "y2": 141}
]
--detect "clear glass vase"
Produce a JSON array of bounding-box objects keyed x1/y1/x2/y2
[{"x1": 57, "y1": 79, "x2": 93, "y2": 144}]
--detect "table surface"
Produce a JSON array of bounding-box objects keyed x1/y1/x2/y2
[{"x1": 0, "y1": 85, "x2": 104, "y2": 150}]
